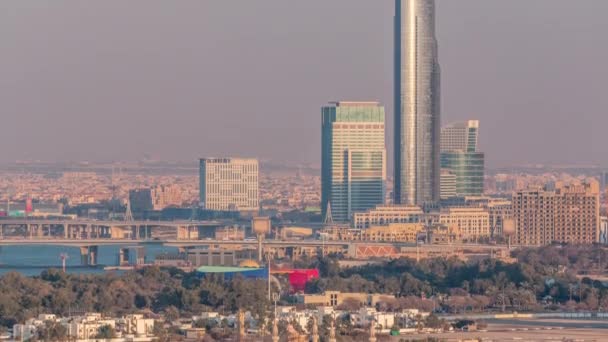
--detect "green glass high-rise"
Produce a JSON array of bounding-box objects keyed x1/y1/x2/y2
[
  {"x1": 440, "y1": 120, "x2": 484, "y2": 196},
  {"x1": 440, "y1": 151, "x2": 484, "y2": 196},
  {"x1": 322, "y1": 102, "x2": 386, "y2": 222}
]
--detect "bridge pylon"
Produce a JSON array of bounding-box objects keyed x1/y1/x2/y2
[{"x1": 80, "y1": 246, "x2": 99, "y2": 266}]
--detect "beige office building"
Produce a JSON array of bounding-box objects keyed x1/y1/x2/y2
[
  {"x1": 439, "y1": 207, "x2": 490, "y2": 240},
  {"x1": 199, "y1": 158, "x2": 259, "y2": 212},
  {"x1": 352, "y1": 204, "x2": 424, "y2": 229},
  {"x1": 357, "y1": 223, "x2": 424, "y2": 243},
  {"x1": 513, "y1": 180, "x2": 600, "y2": 246}
]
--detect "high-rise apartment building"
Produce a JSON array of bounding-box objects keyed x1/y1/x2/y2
[
  {"x1": 513, "y1": 180, "x2": 600, "y2": 246},
  {"x1": 394, "y1": 0, "x2": 441, "y2": 206},
  {"x1": 554, "y1": 181, "x2": 600, "y2": 244},
  {"x1": 441, "y1": 120, "x2": 484, "y2": 196},
  {"x1": 512, "y1": 188, "x2": 555, "y2": 246},
  {"x1": 321, "y1": 102, "x2": 386, "y2": 222},
  {"x1": 199, "y1": 158, "x2": 259, "y2": 213}
]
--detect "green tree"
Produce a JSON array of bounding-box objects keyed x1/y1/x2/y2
[
  {"x1": 96, "y1": 324, "x2": 117, "y2": 339},
  {"x1": 163, "y1": 306, "x2": 180, "y2": 322},
  {"x1": 37, "y1": 321, "x2": 67, "y2": 341},
  {"x1": 424, "y1": 314, "x2": 444, "y2": 330}
]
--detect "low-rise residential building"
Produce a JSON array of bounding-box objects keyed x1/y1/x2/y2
[
  {"x1": 358, "y1": 223, "x2": 424, "y2": 243},
  {"x1": 439, "y1": 207, "x2": 490, "y2": 241},
  {"x1": 350, "y1": 307, "x2": 396, "y2": 330},
  {"x1": 12, "y1": 313, "x2": 155, "y2": 342},
  {"x1": 296, "y1": 291, "x2": 394, "y2": 308},
  {"x1": 429, "y1": 224, "x2": 463, "y2": 244}
]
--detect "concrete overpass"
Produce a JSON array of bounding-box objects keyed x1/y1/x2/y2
[
  {"x1": 0, "y1": 234, "x2": 512, "y2": 267},
  {"x1": 0, "y1": 218, "x2": 225, "y2": 240}
]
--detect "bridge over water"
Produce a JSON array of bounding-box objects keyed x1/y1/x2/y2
[{"x1": 0, "y1": 218, "x2": 225, "y2": 240}]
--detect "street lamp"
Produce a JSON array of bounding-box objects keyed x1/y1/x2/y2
[{"x1": 272, "y1": 292, "x2": 279, "y2": 320}]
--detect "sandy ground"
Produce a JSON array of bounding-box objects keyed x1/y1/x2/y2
[{"x1": 389, "y1": 319, "x2": 608, "y2": 341}]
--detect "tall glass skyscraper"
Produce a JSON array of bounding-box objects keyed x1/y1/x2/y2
[
  {"x1": 394, "y1": 0, "x2": 441, "y2": 206},
  {"x1": 322, "y1": 102, "x2": 386, "y2": 222}
]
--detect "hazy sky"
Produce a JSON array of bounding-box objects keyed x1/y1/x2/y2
[{"x1": 1, "y1": 1, "x2": 607, "y2": 168}]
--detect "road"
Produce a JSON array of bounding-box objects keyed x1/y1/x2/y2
[{"x1": 397, "y1": 319, "x2": 608, "y2": 341}]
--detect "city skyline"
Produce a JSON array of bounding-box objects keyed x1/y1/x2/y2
[
  {"x1": 1, "y1": 1, "x2": 607, "y2": 168},
  {"x1": 2, "y1": 2, "x2": 608, "y2": 339}
]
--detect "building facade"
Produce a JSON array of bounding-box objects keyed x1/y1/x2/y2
[
  {"x1": 440, "y1": 169, "x2": 457, "y2": 199},
  {"x1": 440, "y1": 151, "x2": 485, "y2": 196},
  {"x1": 128, "y1": 189, "x2": 153, "y2": 213},
  {"x1": 394, "y1": 0, "x2": 441, "y2": 206},
  {"x1": 553, "y1": 181, "x2": 600, "y2": 244},
  {"x1": 439, "y1": 207, "x2": 490, "y2": 240},
  {"x1": 352, "y1": 204, "x2": 424, "y2": 229},
  {"x1": 441, "y1": 120, "x2": 479, "y2": 153},
  {"x1": 600, "y1": 216, "x2": 608, "y2": 245},
  {"x1": 513, "y1": 180, "x2": 600, "y2": 246},
  {"x1": 512, "y1": 188, "x2": 555, "y2": 246},
  {"x1": 151, "y1": 184, "x2": 183, "y2": 210},
  {"x1": 440, "y1": 119, "x2": 484, "y2": 197},
  {"x1": 322, "y1": 102, "x2": 387, "y2": 222},
  {"x1": 199, "y1": 158, "x2": 259, "y2": 212},
  {"x1": 358, "y1": 223, "x2": 424, "y2": 243},
  {"x1": 486, "y1": 199, "x2": 512, "y2": 238}
]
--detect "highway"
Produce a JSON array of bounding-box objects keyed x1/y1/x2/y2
[
  {"x1": 0, "y1": 218, "x2": 223, "y2": 227},
  {"x1": 0, "y1": 237, "x2": 509, "y2": 251}
]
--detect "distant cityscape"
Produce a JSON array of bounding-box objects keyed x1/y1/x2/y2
[{"x1": 1, "y1": 0, "x2": 608, "y2": 341}]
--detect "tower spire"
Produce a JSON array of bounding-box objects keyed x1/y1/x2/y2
[{"x1": 324, "y1": 201, "x2": 334, "y2": 225}]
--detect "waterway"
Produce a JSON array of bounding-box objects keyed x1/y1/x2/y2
[{"x1": 0, "y1": 244, "x2": 179, "y2": 276}]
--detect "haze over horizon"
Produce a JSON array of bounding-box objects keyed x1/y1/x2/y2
[{"x1": 1, "y1": 0, "x2": 607, "y2": 169}]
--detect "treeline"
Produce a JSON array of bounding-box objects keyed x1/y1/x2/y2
[
  {"x1": 0, "y1": 267, "x2": 270, "y2": 329},
  {"x1": 2, "y1": 245, "x2": 608, "y2": 329},
  {"x1": 303, "y1": 245, "x2": 608, "y2": 312}
]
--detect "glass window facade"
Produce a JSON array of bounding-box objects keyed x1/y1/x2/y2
[
  {"x1": 322, "y1": 102, "x2": 386, "y2": 222},
  {"x1": 394, "y1": 0, "x2": 441, "y2": 206},
  {"x1": 440, "y1": 152, "x2": 484, "y2": 197}
]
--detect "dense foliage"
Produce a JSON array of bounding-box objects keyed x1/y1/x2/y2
[
  {"x1": 303, "y1": 245, "x2": 608, "y2": 312},
  {"x1": 0, "y1": 267, "x2": 270, "y2": 328},
  {"x1": 1, "y1": 245, "x2": 608, "y2": 329}
]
